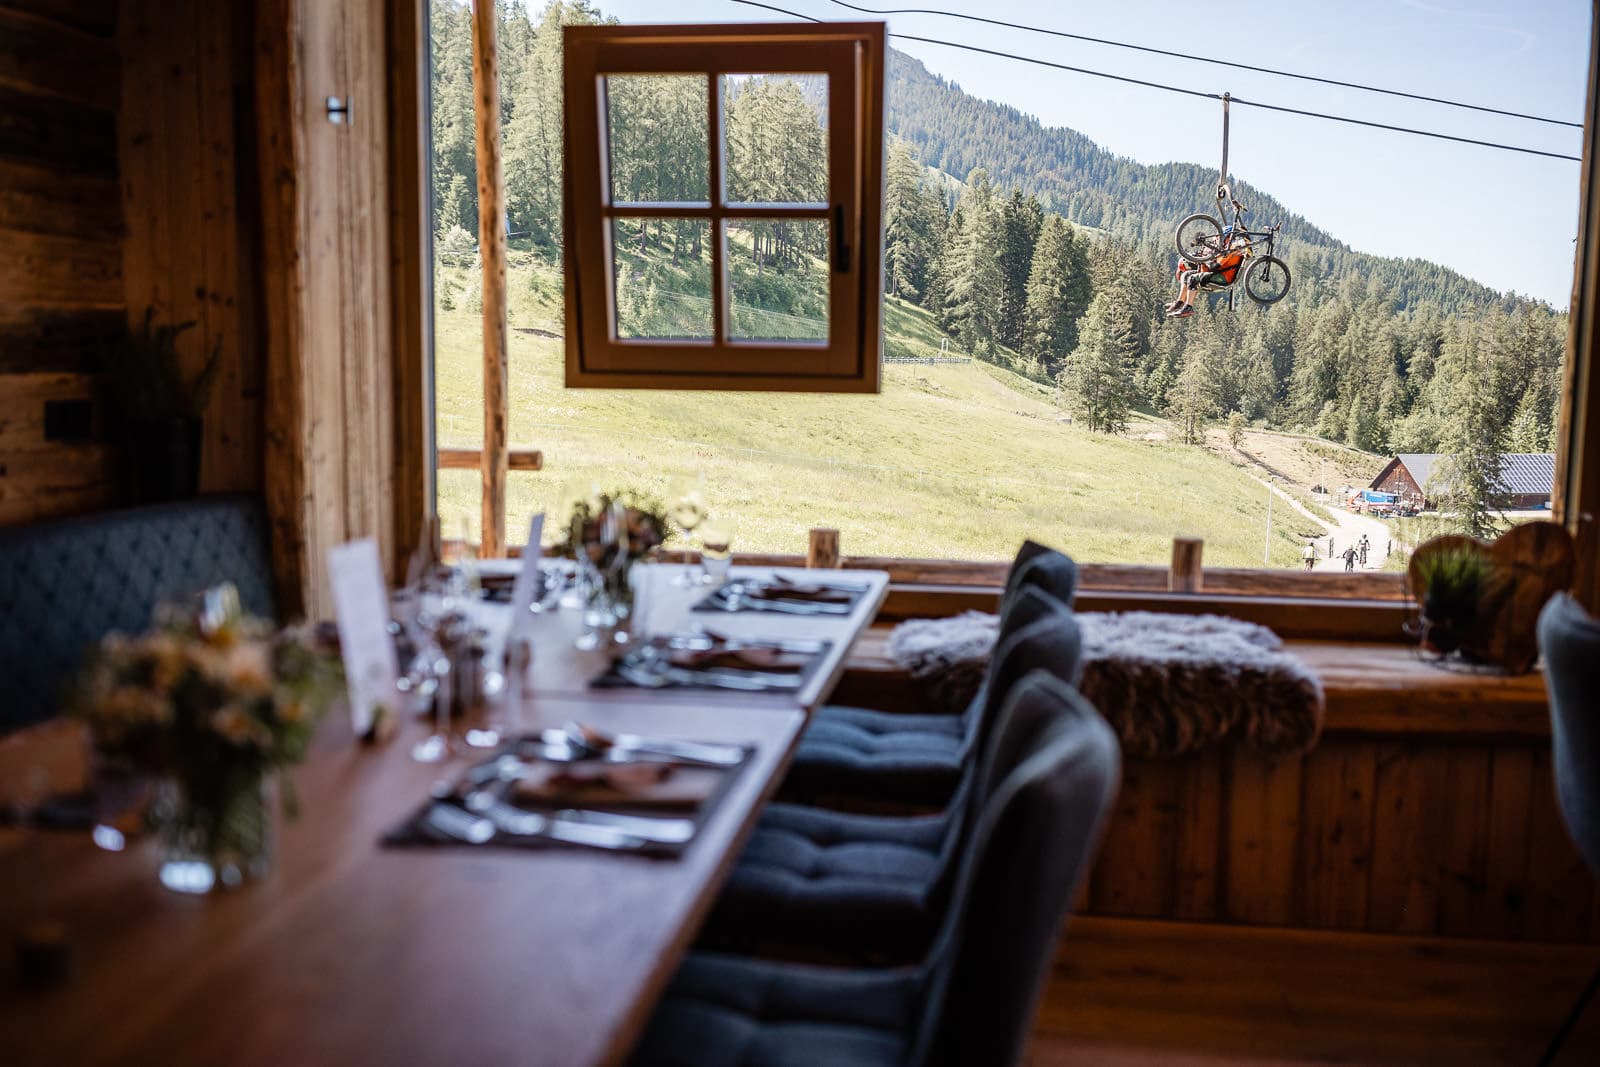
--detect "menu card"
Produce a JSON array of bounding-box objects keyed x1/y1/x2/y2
[
  {"x1": 506, "y1": 513, "x2": 545, "y2": 633},
  {"x1": 327, "y1": 538, "x2": 401, "y2": 737}
]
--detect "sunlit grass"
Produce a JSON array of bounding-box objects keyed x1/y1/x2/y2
[{"x1": 434, "y1": 256, "x2": 1325, "y2": 567}]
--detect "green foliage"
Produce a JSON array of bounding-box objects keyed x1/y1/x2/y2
[
  {"x1": 1063, "y1": 291, "x2": 1135, "y2": 434},
  {"x1": 101, "y1": 308, "x2": 221, "y2": 423},
  {"x1": 1227, "y1": 410, "x2": 1246, "y2": 449},
  {"x1": 1415, "y1": 544, "x2": 1491, "y2": 647}
]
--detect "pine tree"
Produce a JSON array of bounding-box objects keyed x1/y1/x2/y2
[
  {"x1": 941, "y1": 170, "x2": 1004, "y2": 351},
  {"x1": 997, "y1": 190, "x2": 1043, "y2": 351},
  {"x1": 1169, "y1": 336, "x2": 1221, "y2": 445},
  {"x1": 1504, "y1": 388, "x2": 1549, "y2": 453},
  {"x1": 1022, "y1": 216, "x2": 1090, "y2": 373},
  {"x1": 1064, "y1": 292, "x2": 1134, "y2": 434}
]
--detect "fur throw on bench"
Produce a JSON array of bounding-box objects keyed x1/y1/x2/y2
[{"x1": 887, "y1": 610, "x2": 1324, "y2": 757}]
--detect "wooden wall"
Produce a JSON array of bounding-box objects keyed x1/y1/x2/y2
[
  {"x1": 257, "y1": 0, "x2": 407, "y2": 617},
  {"x1": 1082, "y1": 732, "x2": 1598, "y2": 943},
  {"x1": 118, "y1": 0, "x2": 263, "y2": 495},
  {"x1": 0, "y1": 0, "x2": 264, "y2": 527},
  {"x1": 0, "y1": 0, "x2": 122, "y2": 523}
]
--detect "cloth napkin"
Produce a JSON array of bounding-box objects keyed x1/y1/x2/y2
[
  {"x1": 508, "y1": 760, "x2": 722, "y2": 809},
  {"x1": 747, "y1": 581, "x2": 855, "y2": 605},
  {"x1": 667, "y1": 644, "x2": 810, "y2": 673}
]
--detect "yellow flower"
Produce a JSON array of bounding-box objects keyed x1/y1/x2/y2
[
  {"x1": 103, "y1": 685, "x2": 171, "y2": 726},
  {"x1": 223, "y1": 642, "x2": 275, "y2": 697},
  {"x1": 276, "y1": 696, "x2": 309, "y2": 725},
  {"x1": 208, "y1": 705, "x2": 260, "y2": 747},
  {"x1": 142, "y1": 633, "x2": 187, "y2": 691}
]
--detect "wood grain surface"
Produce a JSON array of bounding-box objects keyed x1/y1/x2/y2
[{"x1": 0, "y1": 699, "x2": 803, "y2": 1067}]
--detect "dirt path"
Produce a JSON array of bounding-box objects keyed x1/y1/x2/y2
[
  {"x1": 1244, "y1": 474, "x2": 1396, "y2": 572},
  {"x1": 1305, "y1": 500, "x2": 1396, "y2": 572}
]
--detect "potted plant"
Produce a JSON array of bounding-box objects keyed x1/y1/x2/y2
[
  {"x1": 1411, "y1": 542, "x2": 1491, "y2": 656},
  {"x1": 100, "y1": 308, "x2": 221, "y2": 503}
]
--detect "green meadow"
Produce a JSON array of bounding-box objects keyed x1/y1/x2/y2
[{"x1": 434, "y1": 254, "x2": 1324, "y2": 567}]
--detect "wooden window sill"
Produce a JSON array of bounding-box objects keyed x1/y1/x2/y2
[{"x1": 838, "y1": 627, "x2": 1550, "y2": 739}]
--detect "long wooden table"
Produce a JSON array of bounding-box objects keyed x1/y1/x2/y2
[
  {"x1": 0, "y1": 699, "x2": 803, "y2": 1067},
  {"x1": 481, "y1": 563, "x2": 890, "y2": 711}
]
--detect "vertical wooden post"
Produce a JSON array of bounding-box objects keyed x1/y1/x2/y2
[
  {"x1": 808, "y1": 528, "x2": 841, "y2": 569},
  {"x1": 471, "y1": 0, "x2": 507, "y2": 558},
  {"x1": 1170, "y1": 537, "x2": 1204, "y2": 593}
]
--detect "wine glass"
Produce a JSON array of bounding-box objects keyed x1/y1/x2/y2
[
  {"x1": 575, "y1": 497, "x2": 624, "y2": 651},
  {"x1": 668, "y1": 472, "x2": 709, "y2": 587},
  {"x1": 699, "y1": 513, "x2": 737, "y2": 585},
  {"x1": 411, "y1": 514, "x2": 473, "y2": 763}
]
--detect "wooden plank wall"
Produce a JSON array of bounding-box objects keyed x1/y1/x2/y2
[
  {"x1": 118, "y1": 0, "x2": 262, "y2": 495},
  {"x1": 0, "y1": 0, "x2": 264, "y2": 527},
  {"x1": 0, "y1": 0, "x2": 122, "y2": 523},
  {"x1": 1082, "y1": 733, "x2": 1599, "y2": 943},
  {"x1": 257, "y1": 0, "x2": 398, "y2": 617}
]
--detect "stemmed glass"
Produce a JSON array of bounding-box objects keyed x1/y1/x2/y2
[
  {"x1": 668, "y1": 472, "x2": 709, "y2": 586},
  {"x1": 407, "y1": 515, "x2": 475, "y2": 763},
  {"x1": 576, "y1": 497, "x2": 626, "y2": 651},
  {"x1": 699, "y1": 513, "x2": 737, "y2": 585}
]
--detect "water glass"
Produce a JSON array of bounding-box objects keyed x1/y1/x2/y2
[{"x1": 700, "y1": 515, "x2": 736, "y2": 584}]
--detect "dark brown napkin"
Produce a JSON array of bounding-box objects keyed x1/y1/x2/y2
[
  {"x1": 507, "y1": 761, "x2": 721, "y2": 809},
  {"x1": 747, "y1": 582, "x2": 855, "y2": 605},
  {"x1": 667, "y1": 645, "x2": 810, "y2": 672}
]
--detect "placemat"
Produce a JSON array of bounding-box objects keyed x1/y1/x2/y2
[
  {"x1": 382, "y1": 737, "x2": 753, "y2": 857},
  {"x1": 691, "y1": 576, "x2": 867, "y2": 616}
]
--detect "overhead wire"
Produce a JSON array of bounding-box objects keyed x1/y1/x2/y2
[
  {"x1": 818, "y1": 0, "x2": 1582, "y2": 130},
  {"x1": 724, "y1": 0, "x2": 1581, "y2": 162}
]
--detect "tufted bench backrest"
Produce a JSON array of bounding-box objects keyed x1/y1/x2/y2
[{"x1": 0, "y1": 495, "x2": 275, "y2": 734}]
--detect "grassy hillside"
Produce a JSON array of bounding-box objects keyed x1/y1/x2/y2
[{"x1": 435, "y1": 256, "x2": 1325, "y2": 567}]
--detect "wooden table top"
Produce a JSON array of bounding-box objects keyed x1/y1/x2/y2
[
  {"x1": 480, "y1": 563, "x2": 890, "y2": 711},
  {"x1": 0, "y1": 699, "x2": 805, "y2": 1067}
]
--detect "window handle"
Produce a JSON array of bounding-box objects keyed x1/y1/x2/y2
[{"x1": 832, "y1": 204, "x2": 851, "y2": 273}]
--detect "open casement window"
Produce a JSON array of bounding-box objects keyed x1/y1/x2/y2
[{"x1": 562, "y1": 23, "x2": 886, "y2": 392}]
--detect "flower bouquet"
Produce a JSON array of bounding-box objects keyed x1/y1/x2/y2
[
  {"x1": 552, "y1": 489, "x2": 670, "y2": 645},
  {"x1": 73, "y1": 584, "x2": 343, "y2": 892}
]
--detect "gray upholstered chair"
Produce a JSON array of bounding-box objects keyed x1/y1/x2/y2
[
  {"x1": 700, "y1": 599, "x2": 1083, "y2": 962},
  {"x1": 1537, "y1": 593, "x2": 1600, "y2": 1065},
  {"x1": 0, "y1": 495, "x2": 275, "y2": 733},
  {"x1": 1000, "y1": 539, "x2": 1079, "y2": 615},
  {"x1": 777, "y1": 583, "x2": 1082, "y2": 807},
  {"x1": 629, "y1": 670, "x2": 1120, "y2": 1067}
]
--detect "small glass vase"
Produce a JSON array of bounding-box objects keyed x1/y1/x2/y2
[
  {"x1": 153, "y1": 774, "x2": 275, "y2": 894},
  {"x1": 576, "y1": 560, "x2": 635, "y2": 649}
]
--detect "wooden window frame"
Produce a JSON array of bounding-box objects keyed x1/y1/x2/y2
[{"x1": 561, "y1": 22, "x2": 885, "y2": 392}]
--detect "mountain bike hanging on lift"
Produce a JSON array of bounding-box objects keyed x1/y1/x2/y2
[{"x1": 1175, "y1": 184, "x2": 1292, "y2": 306}]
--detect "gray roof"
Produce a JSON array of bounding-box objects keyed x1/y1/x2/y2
[{"x1": 1385, "y1": 453, "x2": 1554, "y2": 496}]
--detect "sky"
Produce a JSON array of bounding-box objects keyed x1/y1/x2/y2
[{"x1": 592, "y1": 0, "x2": 1591, "y2": 307}]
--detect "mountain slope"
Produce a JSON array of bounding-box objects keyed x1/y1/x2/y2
[{"x1": 885, "y1": 50, "x2": 1518, "y2": 313}]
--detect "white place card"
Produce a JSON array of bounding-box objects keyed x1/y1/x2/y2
[
  {"x1": 507, "y1": 513, "x2": 545, "y2": 632},
  {"x1": 327, "y1": 538, "x2": 401, "y2": 737}
]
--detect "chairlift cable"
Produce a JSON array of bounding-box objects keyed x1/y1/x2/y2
[
  {"x1": 725, "y1": 1, "x2": 1582, "y2": 162},
  {"x1": 817, "y1": 0, "x2": 1583, "y2": 130}
]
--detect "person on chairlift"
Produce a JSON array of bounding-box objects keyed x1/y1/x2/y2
[{"x1": 1166, "y1": 230, "x2": 1249, "y2": 318}]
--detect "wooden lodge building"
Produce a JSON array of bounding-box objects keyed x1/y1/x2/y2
[{"x1": 1371, "y1": 452, "x2": 1556, "y2": 511}]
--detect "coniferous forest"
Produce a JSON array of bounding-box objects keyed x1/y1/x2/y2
[{"x1": 432, "y1": 1, "x2": 1569, "y2": 534}]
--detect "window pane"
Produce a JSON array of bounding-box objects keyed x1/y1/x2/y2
[
  {"x1": 605, "y1": 75, "x2": 709, "y2": 204},
  {"x1": 722, "y1": 74, "x2": 828, "y2": 204},
  {"x1": 726, "y1": 218, "x2": 828, "y2": 343},
  {"x1": 612, "y1": 218, "x2": 712, "y2": 340}
]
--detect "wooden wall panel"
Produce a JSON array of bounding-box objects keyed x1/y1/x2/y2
[
  {"x1": 0, "y1": 0, "x2": 120, "y2": 525},
  {"x1": 1079, "y1": 730, "x2": 1600, "y2": 944},
  {"x1": 118, "y1": 0, "x2": 263, "y2": 496},
  {"x1": 258, "y1": 0, "x2": 398, "y2": 616},
  {"x1": 1222, "y1": 750, "x2": 1303, "y2": 926}
]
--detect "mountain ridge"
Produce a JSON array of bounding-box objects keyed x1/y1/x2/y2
[{"x1": 885, "y1": 49, "x2": 1525, "y2": 313}]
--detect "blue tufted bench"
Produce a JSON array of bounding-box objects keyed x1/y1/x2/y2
[{"x1": 0, "y1": 495, "x2": 275, "y2": 734}]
